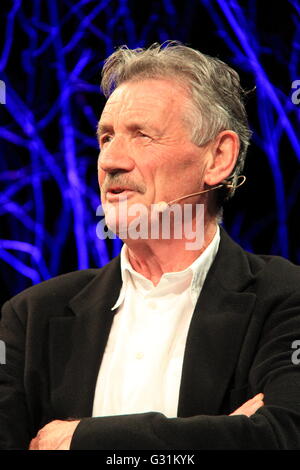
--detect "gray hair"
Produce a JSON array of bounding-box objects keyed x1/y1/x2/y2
[{"x1": 101, "y1": 41, "x2": 252, "y2": 207}]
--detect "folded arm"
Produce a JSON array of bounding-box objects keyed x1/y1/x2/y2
[{"x1": 29, "y1": 393, "x2": 264, "y2": 450}]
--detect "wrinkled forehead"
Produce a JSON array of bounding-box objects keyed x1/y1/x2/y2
[{"x1": 99, "y1": 78, "x2": 194, "y2": 127}]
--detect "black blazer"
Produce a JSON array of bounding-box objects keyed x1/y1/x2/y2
[{"x1": 1, "y1": 228, "x2": 300, "y2": 449}]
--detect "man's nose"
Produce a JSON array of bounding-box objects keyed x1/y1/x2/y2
[{"x1": 98, "y1": 137, "x2": 135, "y2": 174}]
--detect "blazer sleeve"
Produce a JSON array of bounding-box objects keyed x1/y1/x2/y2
[
  {"x1": 70, "y1": 290, "x2": 300, "y2": 450},
  {"x1": 0, "y1": 300, "x2": 32, "y2": 450}
]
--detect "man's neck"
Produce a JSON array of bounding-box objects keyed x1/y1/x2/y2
[{"x1": 124, "y1": 219, "x2": 218, "y2": 286}]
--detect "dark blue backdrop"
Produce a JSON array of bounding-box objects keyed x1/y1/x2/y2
[{"x1": 0, "y1": 0, "x2": 300, "y2": 306}]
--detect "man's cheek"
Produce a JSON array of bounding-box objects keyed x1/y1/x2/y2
[{"x1": 98, "y1": 172, "x2": 106, "y2": 193}]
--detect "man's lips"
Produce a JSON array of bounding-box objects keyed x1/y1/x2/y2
[{"x1": 105, "y1": 188, "x2": 136, "y2": 201}]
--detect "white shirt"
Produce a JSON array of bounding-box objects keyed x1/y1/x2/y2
[{"x1": 92, "y1": 226, "x2": 220, "y2": 418}]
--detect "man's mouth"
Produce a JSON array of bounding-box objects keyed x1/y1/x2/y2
[
  {"x1": 110, "y1": 188, "x2": 124, "y2": 194},
  {"x1": 106, "y1": 187, "x2": 135, "y2": 201}
]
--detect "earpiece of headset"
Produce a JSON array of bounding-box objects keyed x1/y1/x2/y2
[{"x1": 155, "y1": 175, "x2": 246, "y2": 212}]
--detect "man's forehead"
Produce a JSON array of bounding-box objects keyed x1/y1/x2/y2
[
  {"x1": 99, "y1": 79, "x2": 189, "y2": 122},
  {"x1": 104, "y1": 82, "x2": 166, "y2": 109}
]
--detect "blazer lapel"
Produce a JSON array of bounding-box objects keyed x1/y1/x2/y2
[
  {"x1": 178, "y1": 228, "x2": 257, "y2": 417},
  {"x1": 48, "y1": 257, "x2": 122, "y2": 419}
]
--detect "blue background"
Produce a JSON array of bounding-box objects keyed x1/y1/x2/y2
[{"x1": 0, "y1": 0, "x2": 300, "y2": 306}]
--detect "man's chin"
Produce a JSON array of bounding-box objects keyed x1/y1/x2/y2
[
  {"x1": 106, "y1": 217, "x2": 148, "y2": 241},
  {"x1": 103, "y1": 200, "x2": 152, "y2": 241}
]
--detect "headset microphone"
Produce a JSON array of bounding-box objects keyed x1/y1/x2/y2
[{"x1": 155, "y1": 175, "x2": 246, "y2": 213}]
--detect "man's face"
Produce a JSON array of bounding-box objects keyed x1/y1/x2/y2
[{"x1": 97, "y1": 78, "x2": 210, "y2": 234}]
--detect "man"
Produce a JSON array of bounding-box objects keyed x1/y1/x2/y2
[{"x1": 1, "y1": 42, "x2": 300, "y2": 450}]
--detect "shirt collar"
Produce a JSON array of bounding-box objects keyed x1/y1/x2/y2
[{"x1": 112, "y1": 225, "x2": 220, "y2": 310}]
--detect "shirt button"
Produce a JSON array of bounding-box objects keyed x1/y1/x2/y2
[
  {"x1": 135, "y1": 352, "x2": 144, "y2": 360},
  {"x1": 148, "y1": 300, "x2": 156, "y2": 309}
]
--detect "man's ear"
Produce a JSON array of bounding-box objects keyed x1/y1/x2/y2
[{"x1": 203, "y1": 131, "x2": 240, "y2": 186}]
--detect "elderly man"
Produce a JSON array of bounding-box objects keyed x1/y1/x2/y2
[{"x1": 1, "y1": 42, "x2": 300, "y2": 450}]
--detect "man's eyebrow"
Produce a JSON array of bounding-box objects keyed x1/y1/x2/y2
[
  {"x1": 97, "y1": 123, "x2": 113, "y2": 139},
  {"x1": 127, "y1": 122, "x2": 161, "y2": 135},
  {"x1": 96, "y1": 121, "x2": 161, "y2": 139}
]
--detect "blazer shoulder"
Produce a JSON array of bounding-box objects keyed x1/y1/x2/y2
[
  {"x1": 244, "y1": 249, "x2": 300, "y2": 296},
  {"x1": 218, "y1": 228, "x2": 300, "y2": 295},
  {"x1": 246, "y1": 249, "x2": 300, "y2": 277},
  {"x1": 3, "y1": 256, "x2": 121, "y2": 319}
]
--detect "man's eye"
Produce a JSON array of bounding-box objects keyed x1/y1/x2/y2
[
  {"x1": 101, "y1": 134, "x2": 113, "y2": 145},
  {"x1": 137, "y1": 131, "x2": 151, "y2": 139}
]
